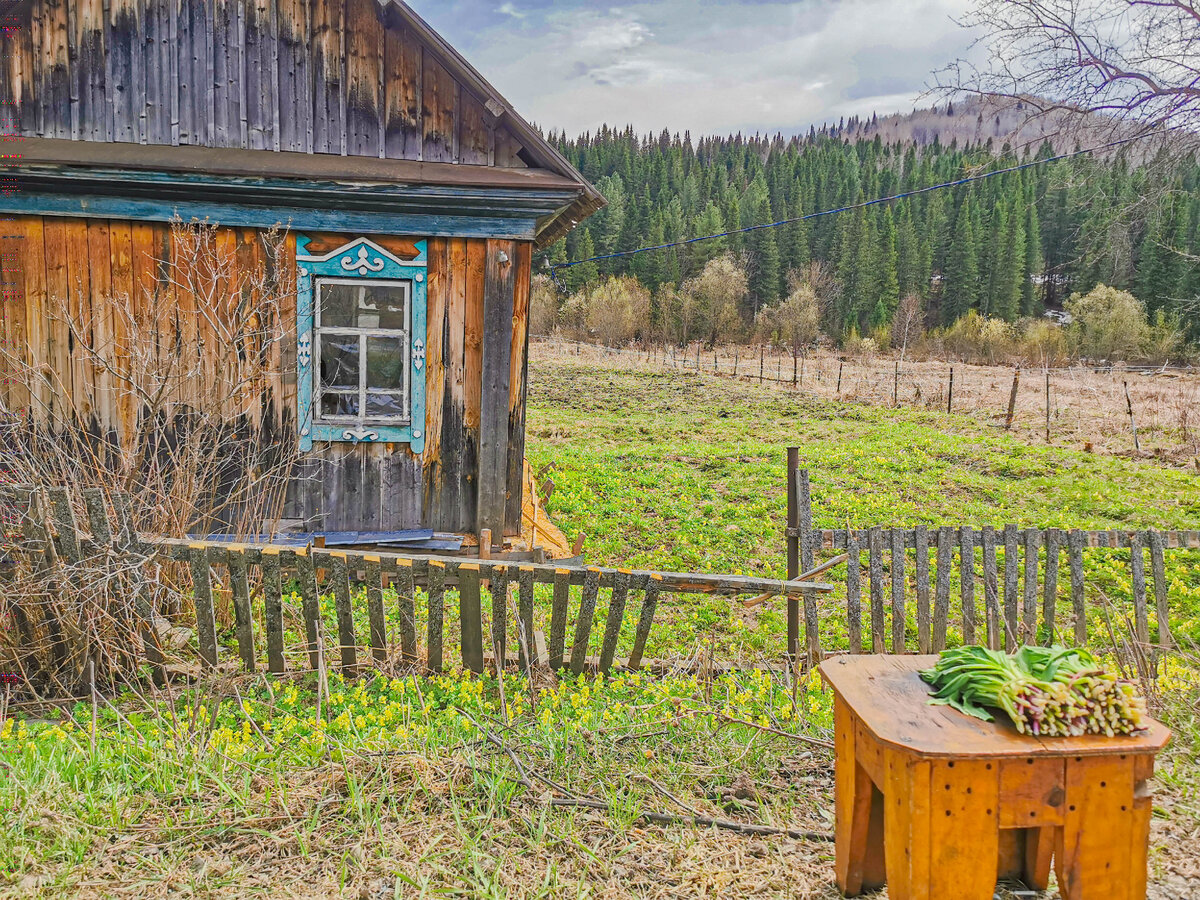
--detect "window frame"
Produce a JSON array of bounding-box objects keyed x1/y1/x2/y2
[{"x1": 296, "y1": 236, "x2": 428, "y2": 452}]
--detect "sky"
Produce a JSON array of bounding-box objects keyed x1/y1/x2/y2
[{"x1": 413, "y1": 0, "x2": 980, "y2": 139}]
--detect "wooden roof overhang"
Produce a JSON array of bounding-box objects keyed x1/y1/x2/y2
[{"x1": 3, "y1": 138, "x2": 586, "y2": 243}]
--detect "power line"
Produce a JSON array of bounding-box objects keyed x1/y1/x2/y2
[{"x1": 549, "y1": 128, "x2": 1173, "y2": 277}]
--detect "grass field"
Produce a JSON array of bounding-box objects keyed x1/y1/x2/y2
[{"x1": 1, "y1": 349, "x2": 1198, "y2": 899}]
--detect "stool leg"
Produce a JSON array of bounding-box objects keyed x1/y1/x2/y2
[
  {"x1": 1056, "y1": 756, "x2": 1138, "y2": 900},
  {"x1": 1023, "y1": 827, "x2": 1055, "y2": 891},
  {"x1": 929, "y1": 759, "x2": 1000, "y2": 900},
  {"x1": 883, "y1": 750, "x2": 932, "y2": 900},
  {"x1": 835, "y1": 700, "x2": 884, "y2": 895}
]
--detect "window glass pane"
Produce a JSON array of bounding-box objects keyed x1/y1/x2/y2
[
  {"x1": 366, "y1": 336, "x2": 406, "y2": 391},
  {"x1": 320, "y1": 393, "x2": 360, "y2": 417},
  {"x1": 366, "y1": 393, "x2": 407, "y2": 418},
  {"x1": 361, "y1": 285, "x2": 410, "y2": 330},
  {"x1": 319, "y1": 283, "x2": 359, "y2": 328},
  {"x1": 320, "y1": 336, "x2": 359, "y2": 389}
]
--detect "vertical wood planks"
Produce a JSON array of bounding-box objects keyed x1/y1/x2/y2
[
  {"x1": 325, "y1": 551, "x2": 357, "y2": 674},
  {"x1": 1148, "y1": 531, "x2": 1172, "y2": 651},
  {"x1": 1043, "y1": 529, "x2": 1061, "y2": 646},
  {"x1": 228, "y1": 547, "x2": 256, "y2": 672},
  {"x1": 628, "y1": 575, "x2": 661, "y2": 671},
  {"x1": 188, "y1": 544, "x2": 219, "y2": 668},
  {"x1": 933, "y1": 527, "x2": 952, "y2": 652},
  {"x1": 517, "y1": 565, "x2": 535, "y2": 670},
  {"x1": 959, "y1": 526, "x2": 976, "y2": 646},
  {"x1": 798, "y1": 469, "x2": 820, "y2": 665},
  {"x1": 262, "y1": 547, "x2": 285, "y2": 674},
  {"x1": 1069, "y1": 529, "x2": 1087, "y2": 645},
  {"x1": 1003, "y1": 524, "x2": 1020, "y2": 651},
  {"x1": 365, "y1": 555, "x2": 386, "y2": 664},
  {"x1": 459, "y1": 562, "x2": 484, "y2": 674},
  {"x1": 504, "y1": 243, "x2": 533, "y2": 536},
  {"x1": 426, "y1": 559, "x2": 445, "y2": 673},
  {"x1": 981, "y1": 526, "x2": 1001, "y2": 651},
  {"x1": 1022, "y1": 528, "x2": 1040, "y2": 645},
  {"x1": 548, "y1": 567, "x2": 570, "y2": 669},
  {"x1": 396, "y1": 558, "x2": 418, "y2": 665},
  {"x1": 890, "y1": 527, "x2": 905, "y2": 654},
  {"x1": 846, "y1": 529, "x2": 862, "y2": 654},
  {"x1": 490, "y1": 563, "x2": 510, "y2": 669},
  {"x1": 296, "y1": 549, "x2": 322, "y2": 670},
  {"x1": 868, "y1": 526, "x2": 885, "y2": 654},
  {"x1": 786, "y1": 451, "x2": 801, "y2": 662},
  {"x1": 929, "y1": 759, "x2": 1000, "y2": 899},
  {"x1": 598, "y1": 569, "x2": 629, "y2": 672},
  {"x1": 570, "y1": 567, "x2": 600, "y2": 675},
  {"x1": 914, "y1": 525, "x2": 930, "y2": 654},
  {"x1": 477, "y1": 241, "x2": 516, "y2": 538},
  {"x1": 1130, "y1": 532, "x2": 1150, "y2": 653}
]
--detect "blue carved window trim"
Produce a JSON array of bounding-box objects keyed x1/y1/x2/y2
[{"x1": 297, "y1": 235, "x2": 428, "y2": 453}]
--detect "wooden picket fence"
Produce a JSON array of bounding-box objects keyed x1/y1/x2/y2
[{"x1": 0, "y1": 484, "x2": 834, "y2": 680}]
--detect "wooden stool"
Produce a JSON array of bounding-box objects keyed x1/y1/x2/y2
[{"x1": 820, "y1": 656, "x2": 1171, "y2": 900}]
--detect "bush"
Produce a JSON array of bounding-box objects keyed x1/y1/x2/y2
[
  {"x1": 1065, "y1": 284, "x2": 1151, "y2": 362},
  {"x1": 530, "y1": 274, "x2": 560, "y2": 336},
  {"x1": 681, "y1": 254, "x2": 749, "y2": 344},
  {"x1": 941, "y1": 311, "x2": 1013, "y2": 364},
  {"x1": 754, "y1": 282, "x2": 822, "y2": 350},
  {"x1": 559, "y1": 276, "x2": 651, "y2": 347}
]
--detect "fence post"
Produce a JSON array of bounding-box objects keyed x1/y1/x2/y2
[
  {"x1": 1005, "y1": 368, "x2": 1021, "y2": 430},
  {"x1": 1124, "y1": 381, "x2": 1141, "y2": 453},
  {"x1": 786, "y1": 448, "x2": 801, "y2": 665},
  {"x1": 947, "y1": 366, "x2": 954, "y2": 414}
]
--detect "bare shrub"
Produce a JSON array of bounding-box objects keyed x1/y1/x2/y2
[
  {"x1": 892, "y1": 293, "x2": 926, "y2": 362},
  {"x1": 754, "y1": 280, "x2": 822, "y2": 351},
  {"x1": 560, "y1": 276, "x2": 651, "y2": 347},
  {"x1": 940, "y1": 311, "x2": 1014, "y2": 365},
  {"x1": 1066, "y1": 284, "x2": 1152, "y2": 362},
  {"x1": 681, "y1": 254, "x2": 749, "y2": 345},
  {"x1": 530, "y1": 274, "x2": 560, "y2": 336}
]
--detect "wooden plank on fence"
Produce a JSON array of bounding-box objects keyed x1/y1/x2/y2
[
  {"x1": 890, "y1": 527, "x2": 906, "y2": 654},
  {"x1": 427, "y1": 559, "x2": 446, "y2": 673},
  {"x1": 81, "y1": 488, "x2": 111, "y2": 548},
  {"x1": 295, "y1": 549, "x2": 322, "y2": 670},
  {"x1": 110, "y1": 492, "x2": 163, "y2": 682},
  {"x1": 1068, "y1": 530, "x2": 1087, "y2": 645},
  {"x1": 365, "y1": 555, "x2": 386, "y2": 664},
  {"x1": 47, "y1": 487, "x2": 82, "y2": 563},
  {"x1": 549, "y1": 567, "x2": 570, "y2": 669},
  {"x1": 868, "y1": 526, "x2": 885, "y2": 654},
  {"x1": 982, "y1": 526, "x2": 1002, "y2": 651},
  {"x1": 188, "y1": 544, "x2": 219, "y2": 668},
  {"x1": 517, "y1": 566, "x2": 536, "y2": 671},
  {"x1": 459, "y1": 562, "x2": 484, "y2": 674},
  {"x1": 1043, "y1": 529, "x2": 1061, "y2": 647},
  {"x1": 1148, "y1": 531, "x2": 1172, "y2": 651},
  {"x1": 228, "y1": 547, "x2": 256, "y2": 672},
  {"x1": 799, "y1": 469, "x2": 820, "y2": 666},
  {"x1": 1003, "y1": 524, "x2": 1019, "y2": 651},
  {"x1": 847, "y1": 529, "x2": 862, "y2": 654},
  {"x1": 628, "y1": 575, "x2": 661, "y2": 671},
  {"x1": 325, "y1": 552, "x2": 357, "y2": 675},
  {"x1": 933, "y1": 527, "x2": 952, "y2": 652},
  {"x1": 1023, "y1": 529, "x2": 1040, "y2": 645},
  {"x1": 599, "y1": 569, "x2": 630, "y2": 673},
  {"x1": 395, "y1": 558, "x2": 418, "y2": 666},
  {"x1": 915, "y1": 525, "x2": 930, "y2": 654},
  {"x1": 1130, "y1": 532, "x2": 1150, "y2": 652},
  {"x1": 960, "y1": 526, "x2": 976, "y2": 646},
  {"x1": 262, "y1": 548, "x2": 285, "y2": 674},
  {"x1": 570, "y1": 567, "x2": 601, "y2": 675},
  {"x1": 490, "y1": 564, "x2": 510, "y2": 670}
]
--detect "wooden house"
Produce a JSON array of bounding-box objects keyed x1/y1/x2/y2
[{"x1": 0, "y1": 0, "x2": 603, "y2": 543}]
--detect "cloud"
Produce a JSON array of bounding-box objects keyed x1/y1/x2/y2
[
  {"x1": 495, "y1": 2, "x2": 525, "y2": 17},
  {"x1": 413, "y1": 0, "x2": 980, "y2": 136}
]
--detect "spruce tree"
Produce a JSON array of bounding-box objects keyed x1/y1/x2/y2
[{"x1": 943, "y1": 199, "x2": 979, "y2": 322}]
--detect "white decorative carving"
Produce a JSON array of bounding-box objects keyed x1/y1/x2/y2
[
  {"x1": 412, "y1": 338, "x2": 426, "y2": 371},
  {"x1": 298, "y1": 331, "x2": 313, "y2": 370},
  {"x1": 415, "y1": 272, "x2": 425, "y2": 283},
  {"x1": 298, "y1": 266, "x2": 309, "y2": 279},
  {"x1": 341, "y1": 246, "x2": 387, "y2": 276},
  {"x1": 413, "y1": 430, "x2": 422, "y2": 439},
  {"x1": 342, "y1": 428, "x2": 380, "y2": 443}
]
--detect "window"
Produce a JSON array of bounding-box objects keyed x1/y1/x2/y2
[
  {"x1": 296, "y1": 236, "x2": 428, "y2": 452},
  {"x1": 315, "y1": 279, "x2": 413, "y2": 425}
]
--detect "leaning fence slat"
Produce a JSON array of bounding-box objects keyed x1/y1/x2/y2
[
  {"x1": 1068, "y1": 529, "x2": 1087, "y2": 645},
  {"x1": 459, "y1": 563, "x2": 484, "y2": 674},
  {"x1": 427, "y1": 560, "x2": 446, "y2": 673},
  {"x1": 1003, "y1": 524, "x2": 1020, "y2": 651},
  {"x1": 933, "y1": 527, "x2": 952, "y2": 652},
  {"x1": 490, "y1": 564, "x2": 510, "y2": 670},
  {"x1": 323, "y1": 552, "x2": 357, "y2": 675},
  {"x1": 798, "y1": 469, "x2": 821, "y2": 666},
  {"x1": 1022, "y1": 529, "x2": 1040, "y2": 645},
  {"x1": 982, "y1": 526, "x2": 1002, "y2": 651},
  {"x1": 570, "y1": 567, "x2": 601, "y2": 675},
  {"x1": 228, "y1": 547, "x2": 256, "y2": 672},
  {"x1": 599, "y1": 570, "x2": 631, "y2": 672},
  {"x1": 628, "y1": 575, "x2": 661, "y2": 670},
  {"x1": 188, "y1": 544, "x2": 219, "y2": 668},
  {"x1": 1043, "y1": 529, "x2": 1061, "y2": 646},
  {"x1": 1148, "y1": 531, "x2": 1172, "y2": 651},
  {"x1": 517, "y1": 566, "x2": 537, "y2": 671},
  {"x1": 47, "y1": 487, "x2": 82, "y2": 563},
  {"x1": 846, "y1": 529, "x2": 862, "y2": 654},
  {"x1": 549, "y1": 568, "x2": 571, "y2": 669},
  {"x1": 868, "y1": 526, "x2": 885, "y2": 654},
  {"x1": 81, "y1": 489, "x2": 112, "y2": 547},
  {"x1": 960, "y1": 526, "x2": 976, "y2": 645},
  {"x1": 262, "y1": 548, "x2": 285, "y2": 674},
  {"x1": 1130, "y1": 532, "x2": 1150, "y2": 653},
  {"x1": 395, "y1": 559, "x2": 418, "y2": 666},
  {"x1": 110, "y1": 491, "x2": 163, "y2": 682},
  {"x1": 365, "y1": 555, "x2": 386, "y2": 664},
  {"x1": 295, "y1": 550, "x2": 322, "y2": 670},
  {"x1": 915, "y1": 525, "x2": 930, "y2": 654},
  {"x1": 890, "y1": 527, "x2": 906, "y2": 653}
]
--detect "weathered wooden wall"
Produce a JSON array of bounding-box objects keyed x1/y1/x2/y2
[
  {"x1": 0, "y1": 215, "x2": 532, "y2": 536},
  {"x1": 0, "y1": 0, "x2": 532, "y2": 168}
]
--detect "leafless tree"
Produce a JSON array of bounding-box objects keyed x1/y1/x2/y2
[{"x1": 893, "y1": 293, "x2": 926, "y2": 363}]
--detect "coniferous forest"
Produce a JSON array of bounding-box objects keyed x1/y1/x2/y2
[{"x1": 541, "y1": 121, "x2": 1200, "y2": 345}]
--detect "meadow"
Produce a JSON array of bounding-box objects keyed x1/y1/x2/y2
[{"x1": 0, "y1": 349, "x2": 1198, "y2": 899}]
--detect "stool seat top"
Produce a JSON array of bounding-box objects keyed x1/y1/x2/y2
[{"x1": 819, "y1": 655, "x2": 1171, "y2": 759}]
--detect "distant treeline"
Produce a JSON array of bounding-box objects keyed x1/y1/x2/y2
[{"x1": 540, "y1": 125, "x2": 1200, "y2": 341}]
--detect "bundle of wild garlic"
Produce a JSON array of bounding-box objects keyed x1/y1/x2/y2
[{"x1": 919, "y1": 646, "x2": 1148, "y2": 737}]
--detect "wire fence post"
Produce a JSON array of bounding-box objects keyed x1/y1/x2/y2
[
  {"x1": 947, "y1": 366, "x2": 954, "y2": 414},
  {"x1": 1005, "y1": 367, "x2": 1021, "y2": 430},
  {"x1": 1124, "y1": 380, "x2": 1141, "y2": 453},
  {"x1": 786, "y1": 448, "x2": 801, "y2": 666},
  {"x1": 760, "y1": 346, "x2": 764, "y2": 383}
]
